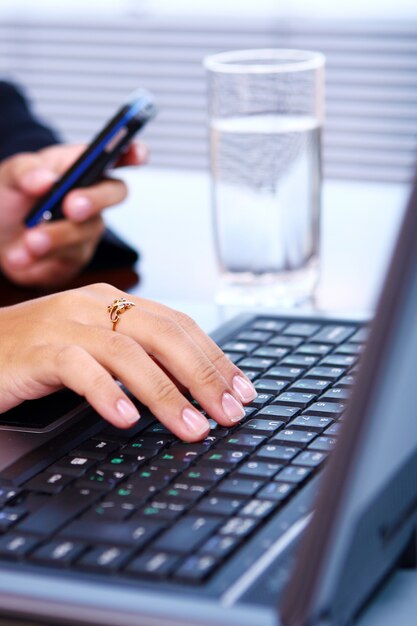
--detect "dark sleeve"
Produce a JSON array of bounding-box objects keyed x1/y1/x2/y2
[
  {"x1": 0, "y1": 81, "x2": 59, "y2": 159},
  {"x1": 0, "y1": 81, "x2": 138, "y2": 270}
]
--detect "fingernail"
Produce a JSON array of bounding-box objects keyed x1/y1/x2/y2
[
  {"x1": 232, "y1": 375, "x2": 257, "y2": 403},
  {"x1": 222, "y1": 392, "x2": 245, "y2": 423},
  {"x1": 6, "y1": 247, "x2": 31, "y2": 267},
  {"x1": 22, "y1": 168, "x2": 57, "y2": 189},
  {"x1": 25, "y1": 229, "x2": 51, "y2": 255},
  {"x1": 116, "y1": 398, "x2": 140, "y2": 426},
  {"x1": 68, "y1": 196, "x2": 92, "y2": 220},
  {"x1": 182, "y1": 407, "x2": 209, "y2": 435}
]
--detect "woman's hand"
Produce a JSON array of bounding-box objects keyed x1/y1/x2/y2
[
  {"x1": 0, "y1": 143, "x2": 146, "y2": 288},
  {"x1": 0, "y1": 283, "x2": 257, "y2": 441}
]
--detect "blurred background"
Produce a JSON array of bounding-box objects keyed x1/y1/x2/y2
[{"x1": 1, "y1": 0, "x2": 416, "y2": 183}]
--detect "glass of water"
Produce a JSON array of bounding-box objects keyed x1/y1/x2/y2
[{"x1": 204, "y1": 49, "x2": 325, "y2": 307}]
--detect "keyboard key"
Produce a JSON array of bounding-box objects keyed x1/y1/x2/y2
[
  {"x1": 287, "y1": 415, "x2": 333, "y2": 432},
  {"x1": 134, "y1": 500, "x2": 188, "y2": 521},
  {"x1": 253, "y1": 346, "x2": 289, "y2": 360},
  {"x1": 71, "y1": 439, "x2": 118, "y2": 460},
  {"x1": 290, "y1": 378, "x2": 330, "y2": 393},
  {"x1": 199, "y1": 534, "x2": 239, "y2": 558},
  {"x1": 31, "y1": 540, "x2": 86, "y2": 566},
  {"x1": 25, "y1": 472, "x2": 73, "y2": 494},
  {"x1": 241, "y1": 419, "x2": 284, "y2": 435},
  {"x1": 283, "y1": 323, "x2": 320, "y2": 337},
  {"x1": 174, "y1": 554, "x2": 218, "y2": 582},
  {"x1": 336, "y1": 375, "x2": 355, "y2": 388},
  {"x1": 273, "y1": 391, "x2": 316, "y2": 408},
  {"x1": 195, "y1": 496, "x2": 243, "y2": 517},
  {"x1": 201, "y1": 450, "x2": 248, "y2": 466},
  {"x1": 311, "y1": 325, "x2": 356, "y2": 345},
  {"x1": 216, "y1": 478, "x2": 262, "y2": 498},
  {"x1": 275, "y1": 466, "x2": 312, "y2": 484},
  {"x1": 268, "y1": 335, "x2": 303, "y2": 348},
  {"x1": 78, "y1": 545, "x2": 132, "y2": 572},
  {"x1": 319, "y1": 355, "x2": 356, "y2": 368},
  {"x1": 257, "y1": 482, "x2": 295, "y2": 502},
  {"x1": 238, "y1": 357, "x2": 276, "y2": 371},
  {"x1": 239, "y1": 369, "x2": 259, "y2": 382},
  {"x1": 236, "y1": 461, "x2": 282, "y2": 479},
  {"x1": 334, "y1": 343, "x2": 364, "y2": 355},
  {"x1": 308, "y1": 436, "x2": 337, "y2": 452},
  {"x1": 254, "y1": 378, "x2": 288, "y2": 394},
  {"x1": 249, "y1": 393, "x2": 274, "y2": 409},
  {"x1": 251, "y1": 319, "x2": 286, "y2": 332},
  {"x1": 280, "y1": 355, "x2": 318, "y2": 368},
  {"x1": 0, "y1": 534, "x2": 39, "y2": 559},
  {"x1": 324, "y1": 422, "x2": 343, "y2": 436},
  {"x1": 81, "y1": 499, "x2": 135, "y2": 522},
  {"x1": 304, "y1": 402, "x2": 346, "y2": 416},
  {"x1": 0, "y1": 508, "x2": 27, "y2": 531},
  {"x1": 62, "y1": 518, "x2": 166, "y2": 548},
  {"x1": 236, "y1": 330, "x2": 273, "y2": 342},
  {"x1": 184, "y1": 467, "x2": 228, "y2": 483},
  {"x1": 240, "y1": 499, "x2": 277, "y2": 519},
  {"x1": 265, "y1": 366, "x2": 304, "y2": 381},
  {"x1": 76, "y1": 469, "x2": 127, "y2": 492},
  {"x1": 294, "y1": 451, "x2": 327, "y2": 468},
  {"x1": 296, "y1": 343, "x2": 332, "y2": 356},
  {"x1": 154, "y1": 516, "x2": 222, "y2": 554},
  {"x1": 50, "y1": 456, "x2": 96, "y2": 477},
  {"x1": 320, "y1": 388, "x2": 350, "y2": 402},
  {"x1": 161, "y1": 482, "x2": 208, "y2": 503},
  {"x1": 255, "y1": 405, "x2": 300, "y2": 421},
  {"x1": 222, "y1": 433, "x2": 266, "y2": 450},
  {"x1": 272, "y1": 429, "x2": 316, "y2": 447},
  {"x1": 219, "y1": 516, "x2": 257, "y2": 538},
  {"x1": 221, "y1": 341, "x2": 259, "y2": 354},
  {"x1": 224, "y1": 352, "x2": 245, "y2": 364},
  {"x1": 256, "y1": 444, "x2": 298, "y2": 462},
  {"x1": 305, "y1": 367, "x2": 345, "y2": 381},
  {"x1": 126, "y1": 551, "x2": 179, "y2": 578},
  {"x1": 345, "y1": 327, "x2": 369, "y2": 343}
]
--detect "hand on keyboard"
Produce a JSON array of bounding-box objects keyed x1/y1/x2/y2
[{"x1": 0, "y1": 282, "x2": 257, "y2": 440}]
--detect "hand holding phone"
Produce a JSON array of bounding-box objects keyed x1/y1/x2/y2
[{"x1": 25, "y1": 89, "x2": 156, "y2": 228}]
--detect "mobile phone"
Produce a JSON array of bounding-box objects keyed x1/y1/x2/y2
[{"x1": 25, "y1": 89, "x2": 157, "y2": 227}]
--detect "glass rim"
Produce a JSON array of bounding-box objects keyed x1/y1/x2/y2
[{"x1": 203, "y1": 48, "x2": 325, "y2": 74}]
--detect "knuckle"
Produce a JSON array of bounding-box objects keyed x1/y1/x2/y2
[
  {"x1": 154, "y1": 315, "x2": 181, "y2": 339},
  {"x1": 107, "y1": 332, "x2": 137, "y2": 358},
  {"x1": 151, "y1": 375, "x2": 179, "y2": 405},
  {"x1": 172, "y1": 310, "x2": 197, "y2": 332},
  {"x1": 195, "y1": 359, "x2": 221, "y2": 388},
  {"x1": 55, "y1": 344, "x2": 84, "y2": 369}
]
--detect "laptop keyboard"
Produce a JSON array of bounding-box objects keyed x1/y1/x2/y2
[{"x1": 0, "y1": 317, "x2": 367, "y2": 584}]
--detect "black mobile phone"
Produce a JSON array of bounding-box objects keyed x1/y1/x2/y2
[{"x1": 25, "y1": 89, "x2": 157, "y2": 228}]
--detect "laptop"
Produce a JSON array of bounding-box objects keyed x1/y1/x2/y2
[{"x1": 0, "y1": 176, "x2": 416, "y2": 626}]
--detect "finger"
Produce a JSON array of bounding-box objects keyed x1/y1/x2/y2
[
  {"x1": 104, "y1": 307, "x2": 246, "y2": 427},
  {"x1": 125, "y1": 300, "x2": 257, "y2": 404},
  {"x1": 78, "y1": 326, "x2": 210, "y2": 442},
  {"x1": 63, "y1": 178, "x2": 127, "y2": 222},
  {"x1": 22, "y1": 216, "x2": 104, "y2": 258},
  {"x1": 39, "y1": 344, "x2": 141, "y2": 429},
  {"x1": 115, "y1": 142, "x2": 148, "y2": 168},
  {"x1": 0, "y1": 152, "x2": 57, "y2": 195}
]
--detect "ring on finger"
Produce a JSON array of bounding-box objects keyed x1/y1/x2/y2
[{"x1": 107, "y1": 298, "x2": 135, "y2": 331}]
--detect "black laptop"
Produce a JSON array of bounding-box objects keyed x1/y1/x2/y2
[{"x1": 0, "y1": 176, "x2": 416, "y2": 626}]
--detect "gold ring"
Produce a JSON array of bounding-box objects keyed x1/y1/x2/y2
[{"x1": 107, "y1": 298, "x2": 136, "y2": 331}]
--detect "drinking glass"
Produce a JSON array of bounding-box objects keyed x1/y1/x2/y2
[{"x1": 204, "y1": 49, "x2": 325, "y2": 306}]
